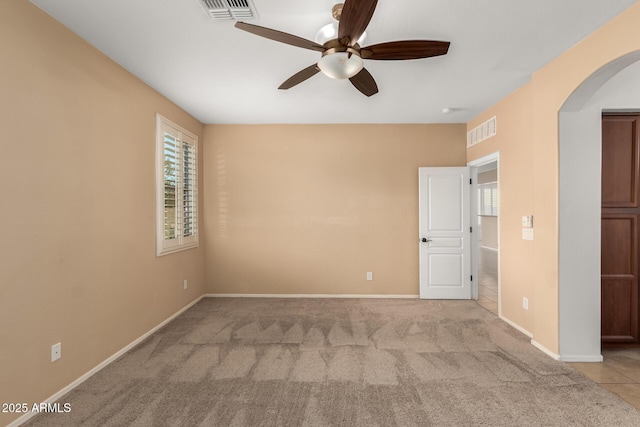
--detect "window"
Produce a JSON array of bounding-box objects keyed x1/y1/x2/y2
[
  {"x1": 478, "y1": 183, "x2": 498, "y2": 216},
  {"x1": 156, "y1": 114, "x2": 198, "y2": 256}
]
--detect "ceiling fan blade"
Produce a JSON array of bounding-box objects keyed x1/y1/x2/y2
[
  {"x1": 360, "y1": 40, "x2": 450, "y2": 60},
  {"x1": 235, "y1": 22, "x2": 325, "y2": 52},
  {"x1": 278, "y1": 64, "x2": 321, "y2": 90},
  {"x1": 349, "y1": 68, "x2": 378, "y2": 97},
  {"x1": 338, "y1": 0, "x2": 378, "y2": 46}
]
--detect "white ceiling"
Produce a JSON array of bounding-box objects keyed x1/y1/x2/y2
[{"x1": 30, "y1": 0, "x2": 638, "y2": 124}]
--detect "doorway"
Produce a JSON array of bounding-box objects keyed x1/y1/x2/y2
[
  {"x1": 468, "y1": 153, "x2": 500, "y2": 316},
  {"x1": 477, "y1": 162, "x2": 499, "y2": 315},
  {"x1": 601, "y1": 113, "x2": 640, "y2": 347}
]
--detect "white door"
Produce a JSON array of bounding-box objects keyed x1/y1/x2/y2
[{"x1": 419, "y1": 167, "x2": 471, "y2": 299}]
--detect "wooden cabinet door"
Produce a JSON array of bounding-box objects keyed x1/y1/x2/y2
[{"x1": 602, "y1": 114, "x2": 640, "y2": 346}]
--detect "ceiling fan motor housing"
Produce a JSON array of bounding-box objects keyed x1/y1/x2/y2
[{"x1": 332, "y1": 3, "x2": 344, "y2": 21}]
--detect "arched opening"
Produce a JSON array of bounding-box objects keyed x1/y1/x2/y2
[{"x1": 559, "y1": 51, "x2": 640, "y2": 360}]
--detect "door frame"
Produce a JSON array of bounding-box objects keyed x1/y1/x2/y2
[{"x1": 468, "y1": 152, "x2": 500, "y2": 312}]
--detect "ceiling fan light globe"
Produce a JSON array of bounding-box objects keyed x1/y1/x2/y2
[
  {"x1": 315, "y1": 23, "x2": 338, "y2": 45},
  {"x1": 315, "y1": 22, "x2": 367, "y2": 46},
  {"x1": 318, "y1": 52, "x2": 364, "y2": 80}
]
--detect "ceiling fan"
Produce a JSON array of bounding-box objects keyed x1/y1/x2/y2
[{"x1": 235, "y1": 0, "x2": 450, "y2": 97}]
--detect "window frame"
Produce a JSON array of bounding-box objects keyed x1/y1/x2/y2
[
  {"x1": 155, "y1": 114, "x2": 199, "y2": 256},
  {"x1": 478, "y1": 182, "x2": 498, "y2": 217}
]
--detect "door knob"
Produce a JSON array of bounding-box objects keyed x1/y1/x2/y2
[{"x1": 421, "y1": 238, "x2": 432, "y2": 243}]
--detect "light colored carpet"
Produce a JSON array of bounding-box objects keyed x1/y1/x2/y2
[{"x1": 26, "y1": 298, "x2": 640, "y2": 426}]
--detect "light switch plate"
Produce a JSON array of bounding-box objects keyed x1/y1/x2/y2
[
  {"x1": 522, "y1": 215, "x2": 534, "y2": 228},
  {"x1": 522, "y1": 228, "x2": 534, "y2": 240}
]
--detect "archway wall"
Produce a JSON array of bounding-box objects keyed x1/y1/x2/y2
[
  {"x1": 468, "y1": 2, "x2": 640, "y2": 357},
  {"x1": 558, "y1": 105, "x2": 602, "y2": 360},
  {"x1": 559, "y1": 60, "x2": 640, "y2": 360}
]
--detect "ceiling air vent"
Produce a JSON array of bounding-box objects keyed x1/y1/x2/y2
[
  {"x1": 198, "y1": 0, "x2": 257, "y2": 21},
  {"x1": 467, "y1": 116, "x2": 497, "y2": 148}
]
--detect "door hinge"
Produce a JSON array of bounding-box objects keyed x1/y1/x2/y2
[
  {"x1": 470, "y1": 226, "x2": 473, "y2": 233},
  {"x1": 470, "y1": 275, "x2": 473, "y2": 281},
  {"x1": 470, "y1": 178, "x2": 472, "y2": 185}
]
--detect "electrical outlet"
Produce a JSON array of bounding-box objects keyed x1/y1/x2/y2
[
  {"x1": 523, "y1": 297, "x2": 529, "y2": 310},
  {"x1": 51, "y1": 342, "x2": 61, "y2": 362},
  {"x1": 183, "y1": 279, "x2": 188, "y2": 290},
  {"x1": 366, "y1": 272, "x2": 373, "y2": 281}
]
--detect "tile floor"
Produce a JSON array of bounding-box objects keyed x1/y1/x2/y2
[
  {"x1": 569, "y1": 350, "x2": 640, "y2": 409},
  {"x1": 474, "y1": 245, "x2": 640, "y2": 410}
]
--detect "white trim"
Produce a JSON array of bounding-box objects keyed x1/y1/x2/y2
[
  {"x1": 558, "y1": 354, "x2": 604, "y2": 363},
  {"x1": 467, "y1": 151, "x2": 501, "y2": 168},
  {"x1": 468, "y1": 151, "x2": 500, "y2": 313},
  {"x1": 531, "y1": 339, "x2": 561, "y2": 360},
  {"x1": 480, "y1": 246, "x2": 499, "y2": 252},
  {"x1": 203, "y1": 293, "x2": 420, "y2": 299},
  {"x1": 470, "y1": 166, "x2": 479, "y2": 300},
  {"x1": 499, "y1": 315, "x2": 533, "y2": 338},
  {"x1": 539, "y1": 347, "x2": 604, "y2": 362},
  {"x1": 7, "y1": 296, "x2": 204, "y2": 427}
]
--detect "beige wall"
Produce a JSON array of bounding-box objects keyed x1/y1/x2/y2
[
  {"x1": 468, "y1": 84, "x2": 535, "y2": 334},
  {"x1": 0, "y1": 2, "x2": 205, "y2": 424},
  {"x1": 203, "y1": 124, "x2": 467, "y2": 295},
  {"x1": 530, "y1": 2, "x2": 640, "y2": 356},
  {"x1": 6, "y1": 1, "x2": 640, "y2": 422},
  {"x1": 467, "y1": 2, "x2": 640, "y2": 355}
]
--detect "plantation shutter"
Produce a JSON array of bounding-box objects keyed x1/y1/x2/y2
[
  {"x1": 163, "y1": 128, "x2": 179, "y2": 242},
  {"x1": 479, "y1": 183, "x2": 497, "y2": 216},
  {"x1": 181, "y1": 134, "x2": 197, "y2": 243},
  {"x1": 156, "y1": 115, "x2": 198, "y2": 255}
]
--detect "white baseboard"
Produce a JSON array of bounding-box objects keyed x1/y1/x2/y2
[
  {"x1": 499, "y1": 315, "x2": 533, "y2": 338},
  {"x1": 204, "y1": 293, "x2": 420, "y2": 299},
  {"x1": 531, "y1": 339, "x2": 561, "y2": 360},
  {"x1": 500, "y1": 319, "x2": 563, "y2": 361},
  {"x1": 530, "y1": 340, "x2": 603, "y2": 362},
  {"x1": 7, "y1": 296, "x2": 204, "y2": 427},
  {"x1": 497, "y1": 317, "x2": 573, "y2": 363},
  {"x1": 558, "y1": 354, "x2": 604, "y2": 362}
]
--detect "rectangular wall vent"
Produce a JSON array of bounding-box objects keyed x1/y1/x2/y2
[
  {"x1": 198, "y1": 0, "x2": 257, "y2": 21},
  {"x1": 467, "y1": 116, "x2": 497, "y2": 147}
]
